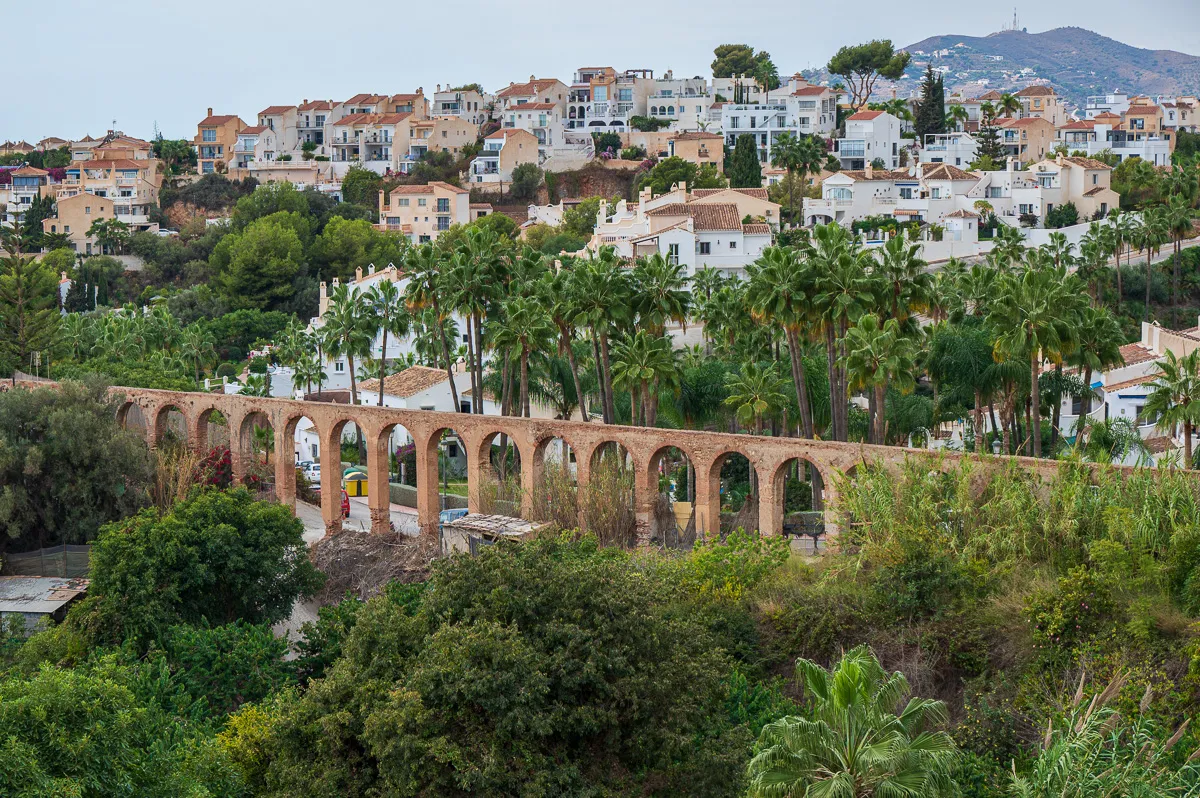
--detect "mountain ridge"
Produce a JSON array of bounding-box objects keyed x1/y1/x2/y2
[{"x1": 899, "y1": 26, "x2": 1200, "y2": 106}]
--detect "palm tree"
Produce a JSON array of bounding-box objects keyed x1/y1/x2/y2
[
  {"x1": 455, "y1": 227, "x2": 506, "y2": 412},
  {"x1": 610, "y1": 330, "x2": 679, "y2": 426},
  {"x1": 1144, "y1": 349, "x2": 1200, "y2": 467},
  {"x1": 241, "y1": 373, "x2": 271, "y2": 398},
  {"x1": 363, "y1": 278, "x2": 410, "y2": 405},
  {"x1": 807, "y1": 223, "x2": 873, "y2": 441},
  {"x1": 542, "y1": 267, "x2": 591, "y2": 422},
  {"x1": 1163, "y1": 194, "x2": 1196, "y2": 326},
  {"x1": 745, "y1": 246, "x2": 815, "y2": 438},
  {"x1": 291, "y1": 352, "x2": 326, "y2": 396},
  {"x1": 1107, "y1": 209, "x2": 1136, "y2": 304},
  {"x1": 724, "y1": 361, "x2": 787, "y2": 435},
  {"x1": 179, "y1": 324, "x2": 216, "y2": 386},
  {"x1": 998, "y1": 92, "x2": 1021, "y2": 118},
  {"x1": 872, "y1": 231, "x2": 930, "y2": 329},
  {"x1": 747, "y1": 645, "x2": 958, "y2": 798},
  {"x1": 1136, "y1": 207, "x2": 1169, "y2": 322},
  {"x1": 60, "y1": 313, "x2": 91, "y2": 361},
  {"x1": 844, "y1": 314, "x2": 918, "y2": 444},
  {"x1": 404, "y1": 242, "x2": 460, "y2": 412},
  {"x1": 1068, "y1": 306, "x2": 1124, "y2": 434},
  {"x1": 570, "y1": 249, "x2": 630, "y2": 424},
  {"x1": 945, "y1": 104, "x2": 968, "y2": 132},
  {"x1": 770, "y1": 132, "x2": 826, "y2": 225},
  {"x1": 690, "y1": 266, "x2": 726, "y2": 306},
  {"x1": 631, "y1": 252, "x2": 690, "y2": 336},
  {"x1": 322, "y1": 284, "x2": 371, "y2": 406},
  {"x1": 988, "y1": 267, "x2": 1075, "y2": 458},
  {"x1": 491, "y1": 295, "x2": 556, "y2": 418}
]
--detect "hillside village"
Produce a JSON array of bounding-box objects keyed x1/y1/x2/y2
[{"x1": 3, "y1": 28, "x2": 1200, "y2": 797}]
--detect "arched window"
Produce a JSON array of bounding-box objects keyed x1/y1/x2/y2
[{"x1": 668, "y1": 106, "x2": 675, "y2": 116}]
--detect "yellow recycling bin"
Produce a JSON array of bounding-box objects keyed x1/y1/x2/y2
[{"x1": 345, "y1": 475, "x2": 368, "y2": 497}]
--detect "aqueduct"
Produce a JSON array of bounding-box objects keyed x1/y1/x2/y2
[{"x1": 68, "y1": 384, "x2": 1071, "y2": 543}]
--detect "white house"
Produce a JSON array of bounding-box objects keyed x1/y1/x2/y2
[
  {"x1": 835, "y1": 110, "x2": 902, "y2": 170},
  {"x1": 720, "y1": 79, "x2": 837, "y2": 165},
  {"x1": 1057, "y1": 116, "x2": 1173, "y2": 167},
  {"x1": 920, "y1": 131, "x2": 978, "y2": 168}
]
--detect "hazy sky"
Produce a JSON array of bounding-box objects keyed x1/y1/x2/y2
[{"x1": 4, "y1": 0, "x2": 1199, "y2": 142}]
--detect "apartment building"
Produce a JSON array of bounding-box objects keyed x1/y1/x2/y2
[
  {"x1": 667, "y1": 132, "x2": 724, "y2": 169},
  {"x1": 721, "y1": 80, "x2": 838, "y2": 165},
  {"x1": 1016, "y1": 85, "x2": 1067, "y2": 127},
  {"x1": 1120, "y1": 103, "x2": 1175, "y2": 153},
  {"x1": 835, "y1": 110, "x2": 902, "y2": 170},
  {"x1": 995, "y1": 116, "x2": 1055, "y2": 169},
  {"x1": 406, "y1": 116, "x2": 476, "y2": 164},
  {"x1": 805, "y1": 163, "x2": 978, "y2": 226},
  {"x1": 433, "y1": 84, "x2": 492, "y2": 126},
  {"x1": 45, "y1": 153, "x2": 163, "y2": 251},
  {"x1": 563, "y1": 67, "x2": 655, "y2": 132},
  {"x1": 1085, "y1": 91, "x2": 1132, "y2": 120},
  {"x1": 469, "y1": 129, "x2": 539, "y2": 183},
  {"x1": 0, "y1": 140, "x2": 34, "y2": 157},
  {"x1": 920, "y1": 131, "x2": 979, "y2": 167},
  {"x1": 193, "y1": 109, "x2": 246, "y2": 174},
  {"x1": 297, "y1": 100, "x2": 333, "y2": 150},
  {"x1": 376, "y1": 181, "x2": 470, "y2": 242},
  {"x1": 496, "y1": 77, "x2": 570, "y2": 116},
  {"x1": 1058, "y1": 113, "x2": 1172, "y2": 166},
  {"x1": 328, "y1": 112, "x2": 411, "y2": 167},
  {"x1": 233, "y1": 126, "x2": 279, "y2": 169},
  {"x1": 2, "y1": 166, "x2": 50, "y2": 227},
  {"x1": 966, "y1": 155, "x2": 1117, "y2": 224},
  {"x1": 257, "y1": 105, "x2": 299, "y2": 154},
  {"x1": 1162, "y1": 97, "x2": 1199, "y2": 134},
  {"x1": 644, "y1": 71, "x2": 712, "y2": 132},
  {"x1": 587, "y1": 183, "x2": 779, "y2": 278}
]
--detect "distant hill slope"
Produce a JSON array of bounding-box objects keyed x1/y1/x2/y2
[{"x1": 900, "y1": 27, "x2": 1200, "y2": 106}]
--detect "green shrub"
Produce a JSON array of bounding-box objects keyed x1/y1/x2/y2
[{"x1": 1024, "y1": 566, "x2": 1115, "y2": 654}]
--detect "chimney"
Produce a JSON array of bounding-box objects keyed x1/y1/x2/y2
[
  {"x1": 207, "y1": 107, "x2": 213, "y2": 118},
  {"x1": 1056, "y1": 152, "x2": 1064, "y2": 166},
  {"x1": 679, "y1": 181, "x2": 687, "y2": 194},
  {"x1": 529, "y1": 74, "x2": 536, "y2": 82},
  {"x1": 436, "y1": 84, "x2": 441, "y2": 92},
  {"x1": 355, "y1": 266, "x2": 363, "y2": 282},
  {"x1": 303, "y1": 98, "x2": 308, "y2": 104},
  {"x1": 865, "y1": 163, "x2": 874, "y2": 179}
]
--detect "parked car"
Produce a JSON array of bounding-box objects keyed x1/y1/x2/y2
[
  {"x1": 310, "y1": 484, "x2": 350, "y2": 517},
  {"x1": 303, "y1": 463, "x2": 321, "y2": 484},
  {"x1": 439, "y1": 507, "x2": 468, "y2": 532}
]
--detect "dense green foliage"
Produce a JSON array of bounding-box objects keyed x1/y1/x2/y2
[{"x1": 0, "y1": 379, "x2": 153, "y2": 551}]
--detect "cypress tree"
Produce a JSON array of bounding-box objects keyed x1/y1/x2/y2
[{"x1": 727, "y1": 134, "x2": 763, "y2": 188}]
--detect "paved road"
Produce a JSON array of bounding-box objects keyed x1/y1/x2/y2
[{"x1": 294, "y1": 498, "x2": 419, "y2": 543}]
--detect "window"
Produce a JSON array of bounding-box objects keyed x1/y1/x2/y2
[
  {"x1": 699, "y1": 241, "x2": 711, "y2": 255},
  {"x1": 667, "y1": 243, "x2": 680, "y2": 264},
  {"x1": 436, "y1": 216, "x2": 450, "y2": 231},
  {"x1": 64, "y1": 225, "x2": 69, "y2": 233},
  {"x1": 459, "y1": 401, "x2": 471, "y2": 413},
  {"x1": 729, "y1": 240, "x2": 736, "y2": 249},
  {"x1": 202, "y1": 129, "x2": 216, "y2": 142},
  {"x1": 899, "y1": 187, "x2": 913, "y2": 200},
  {"x1": 399, "y1": 198, "x2": 409, "y2": 207},
  {"x1": 334, "y1": 361, "x2": 345, "y2": 373},
  {"x1": 1092, "y1": 174, "x2": 1098, "y2": 185},
  {"x1": 436, "y1": 198, "x2": 449, "y2": 212},
  {"x1": 1100, "y1": 202, "x2": 1108, "y2": 215},
  {"x1": 418, "y1": 198, "x2": 427, "y2": 206},
  {"x1": 85, "y1": 206, "x2": 91, "y2": 214}
]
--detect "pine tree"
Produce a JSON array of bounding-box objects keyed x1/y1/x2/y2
[
  {"x1": 63, "y1": 263, "x2": 93, "y2": 313},
  {"x1": 0, "y1": 247, "x2": 60, "y2": 374},
  {"x1": 976, "y1": 114, "x2": 1004, "y2": 163},
  {"x1": 727, "y1": 134, "x2": 763, "y2": 188},
  {"x1": 914, "y1": 64, "x2": 946, "y2": 140}
]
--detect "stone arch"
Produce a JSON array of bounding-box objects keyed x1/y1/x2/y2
[
  {"x1": 646, "y1": 444, "x2": 698, "y2": 548},
  {"x1": 116, "y1": 399, "x2": 146, "y2": 435},
  {"x1": 152, "y1": 403, "x2": 189, "y2": 449},
  {"x1": 528, "y1": 433, "x2": 579, "y2": 529},
  {"x1": 580, "y1": 439, "x2": 636, "y2": 547},
  {"x1": 279, "y1": 411, "x2": 321, "y2": 512},
  {"x1": 472, "y1": 426, "x2": 526, "y2": 517},
  {"x1": 237, "y1": 409, "x2": 276, "y2": 497},
  {"x1": 417, "y1": 424, "x2": 469, "y2": 518},
  {"x1": 192, "y1": 404, "x2": 228, "y2": 454},
  {"x1": 767, "y1": 454, "x2": 831, "y2": 552},
  {"x1": 703, "y1": 447, "x2": 759, "y2": 538}
]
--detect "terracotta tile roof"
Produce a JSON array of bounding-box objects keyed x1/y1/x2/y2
[
  {"x1": 333, "y1": 112, "x2": 413, "y2": 126},
  {"x1": 996, "y1": 117, "x2": 1048, "y2": 128},
  {"x1": 922, "y1": 163, "x2": 977, "y2": 181},
  {"x1": 632, "y1": 220, "x2": 690, "y2": 243},
  {"x1": 648, "y1": 202, "x2": 742, "y2": 230},
  {"x1": 298, "y1": 100, "x2": 333, "y2": 111},
  {"x1": 259, "y1": 105, "x2": 293, "y2": 116},
  {"x1": 199, "y1": 114, "x2": 238, "y2": 126},
  {"x1": 11, "y1": 166, "x2": 49, "y2": 176},
  {"x1": 77, "y1": 159, "x2": 145, "y2": 170},
  {"x1": 344, "y1": 93, "x2": 386, "y2": 105},
  {"x1": 1094, "y1": 111, "x2": 1121, "y2": 120},
  {"x1": 838, "y1": 169, "x2": 909, "y2": 182},
  {"x1": 469, "y1": 203, "x2": 493, "y2": 209},
  {"x1": 358, "y1": 366, "x2": 448, "y2": 398},
  {"x1": 239, "y1": 126, "x2": 268, "y2": 135},
  {"x1": 1083, "y1": 186, "x2": 1109, "y2": 196},
  {"x1": 691, "y1": 187, "x2": 770, "y2": 200},
  {"x1": 1125, "y1": 105, "x2": 1161, "y2": 116},
  {"x1": 387, "y1": 180, "x2": 468, "y2": 196},
  {"x1": 1063, "y1": 156, "x2": 1112, "y2": 170},
  {"x1": 978, "y1": 91, "x2": 1003, "y2": 100},
  {"x1": 1104, "y1": 373, "x2": 1161, "y2": 392},
  {"x1": 848, "y1": 110, "x2": 884, "y2": 120},
  {"x1": 945, "y1": 209, "x2": 980, "y2": 218},
  {"x1": 1017, "y1": 85, "x2": 1055, "y2": 97},
  {"x1": 512, "y1": 103, "x2": 557, "y2": 111},
  {"x1": 792, "y1": 86, "x2": 828, "y2": 96},
  {"x1": 672, "y1": 132, "x2": 723, "y2": 141},
  {"x1": 1060, "y1": 120, "x2": 1097, "y2": 130},
  {"x1": 1144, "y1": 435, "x2": 1175, "y2": 454},
  {"x1": 742, "y1": 223, "x2": 772, "y2": 234},
  {"x1": 497, "y1": 79, "x2": 561, "y2": 98},
  {"x1": 1118, "y1": 343, "x2": 1156, "y2": 367}
]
